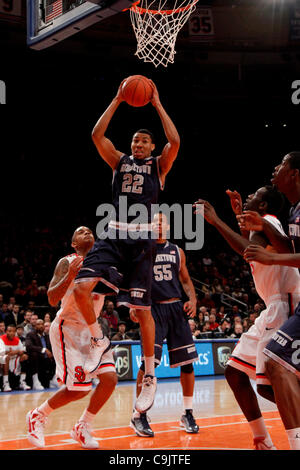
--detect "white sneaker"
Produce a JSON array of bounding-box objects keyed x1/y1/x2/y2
[
  {"x1": 20, "y1": 381, "x2": 31, "y2": 391},
  {"x1": 32, "y1": 376, "x2": 44, "y2": 391},
  {"x1": 253, "y1": 437, "x2": 277, "y2": 450},
  {"x1": 70, "y1": 421, "x2": 99, "y2": 449},
  {"x1": 84, "y1": 336, "x2": 111, "y2": 374},
  {"x1": 3, "y1": 382, "x2": 12, "y2": 392},
  {"x1": 135, "y1": 375, "x2": 157, "y2": 413},
  {"x1": 49, "y1": 376, "x2": 59, "y2": 389},
  {"x1": 26, "y1": 408, "x2": 48, "y2": 448}
]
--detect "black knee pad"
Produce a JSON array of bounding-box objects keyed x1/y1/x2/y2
[{"x1": 181, "y1": 363, "x2": 194, "y2": 374}]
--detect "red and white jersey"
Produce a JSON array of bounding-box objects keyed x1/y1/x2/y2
[
  {"x1": 250, "y1": 214, "x2": 300, "y2": 305},
  {"x1": 56, "y1": 254, "x2": 103, "y2": 324},
  {"x1": 0, "y1": 334, "x2": 24, "y2": 356}
]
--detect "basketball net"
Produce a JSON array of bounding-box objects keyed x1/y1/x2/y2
[{"x1": 124, "y1": 0, "x2": 198, "y2": 68}]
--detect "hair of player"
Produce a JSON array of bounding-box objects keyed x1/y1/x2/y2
[
  {"x1": 262, "y1": 185, "x2": 285, "y2": 216},
  {"x1": 287, "y1": 151, "x2": 300, "y2": 172},
  {"x1": 135, "y1": 128, "x2": 155, "y2": 144}
]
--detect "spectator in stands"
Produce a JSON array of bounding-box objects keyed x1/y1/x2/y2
[
  {"x1": 3, "y1": 304, "x2": 24, "y2": 328},
  {"x1": 249, "y1": 311, "x2": 259, "y2": 326},
  {"x1": 0, "y1": 294, "x2": 3, "y2": 308},
  {"x1": 24, "y1": 312, "x2": 38, "y2": 337},
  {"x1": 242, "y1": 317, "x2": 252, "y2": 332},
  {"x1": 0, "y1": 321, "x2": 5, "y2": 336},
  {"x1": 43, "y1": 312, "x2": 52, "y2": 323},
  {"x1": 20, "y1": 309, "x2": 33, "y2": 334},
  {"x1": 44, "y1": 322, "x2": 51, "y2": 335},
  {"x1": 102, "y1": 300, "x2": 120, "y2": 332},
  {"x1": 208, "y1": 313, "x2": 219, "y2": 331},
  {"x1": 217, "y1": 318, "x2": 232, "y2": 337},
  {"x1": 217, "y1": 305, "x2": 226, "y2": 322},
  {"x1": 111, "y1": 321, "x2": 131, "y2": 341},
  {"x1": 0, "y1": 303, "x2": 8, "y2": 322},
  {"x1": 14, "y1": 282, "x2": 27, "y2": 304},
  {"x1": 0, "y1": 324, "x2": 30, "y2": 391},
  {"x1": 188, "y1": 319, "x2": 201, "y2": 339},
  {"x1": 199, "y1": 292, "x2": 216, "y2": 310},
  {"x1": 198, "y1": 306, "x2": 209, "y2": 321},
  {"x1": 25, "y1": 319, "x2": 57, "y2": 390},
  {"x1": 201, "y1": 321, "x2": 211, "y2": 333},
  {"x1": 26, "y1": 279, "x2": 39, "y2": 300},
  {"x1": 16, "y1": 324, "x2": 26, "y2": 344},
  {"x1": 230, "y1": 323, "x2": 243, "y2": 339},
  {"x1": 197, "y1": 311, "x2": 206, "y2": 330}
]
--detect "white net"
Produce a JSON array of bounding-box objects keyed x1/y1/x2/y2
[{"x1": 127, "y1": 0, "x2": 198, "y2": 67}]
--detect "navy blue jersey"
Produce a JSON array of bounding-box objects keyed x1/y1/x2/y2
[
  {"x1": 112, "y1": 154, "x2": 162, "y2": 223},
  {"x1": 289, "y1": 201, "x2": 300, "y2": 253},
  {"x1": 151, "y1": 241, "x2": 183, "y2": 302}
]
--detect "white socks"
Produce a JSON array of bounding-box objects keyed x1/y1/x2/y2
[
  {"x1": 286, "y1": 428, "x2": 300, "y2": 450},
  {"x1": 144, "y1": 356, "x2": 155, "y2": 377},
  {"x1": 79, "y1": 409, "x2": 96, "y2": 425},
  {"x1": 249, "y1": 417, "x2": 274, "y2": 447},
  {"x1": 183, "y1": 396, "x2": 193, "y2": 412},
  {"x1": 38, "y1": 400, "x2": 54, "y2": 417},
  {"x1": 89, "y1": 322, "x2": 103, "y2": 339}
]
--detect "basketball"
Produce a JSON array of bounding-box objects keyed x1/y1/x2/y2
[{"x1": 121, "y1": 75, "x2": 153, "y2": 107}]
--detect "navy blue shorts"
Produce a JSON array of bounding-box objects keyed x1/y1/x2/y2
[
  {"x1": 75, "y1": 228, "x2": 157, "y2": 309},
  {"x1": 264, "y1": 303, "x2": 300, "y2": 377},
  {"x1": 141, "y1": 301, "x2": 198, "y2": 368}
]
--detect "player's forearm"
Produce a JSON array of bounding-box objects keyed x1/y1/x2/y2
[
  {"x1": 92, "y1": 97, "x2": 121, "y2": 139},
  {"x1": 262, "y1": 219, "x2": 292, "y2": 253},
  {"x1": 213, "y1": 217, "x2": 249, "y2": 255},
  {"x1": 47, "y1": 273, "x2": 74, "y2": 306},
  {"x1": 181, "y1": 279, "x2": 197, "y2": 303},
  {"x1": 154, "y1": 101, "x2": 180, "y2": 147},
  {"x1": 269, "y1": 252, "x2": 300, "y2": 267}
]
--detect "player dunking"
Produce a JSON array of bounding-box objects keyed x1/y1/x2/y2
[
  {"x1": 242, "y1": 152, "x2": 300, "y2": 450},
  {"x1": 73, "y1": 79, "x2": 180, "y2": 413},
  {"x1": 130, "y1": 213, "x2": 199, "y2": 437},
  {"x1": 26, "y1": 227, "x2": 117, "y2": 449},
  {"x1": 194, "y1": 186, "x2": 300, "y2": 450}
]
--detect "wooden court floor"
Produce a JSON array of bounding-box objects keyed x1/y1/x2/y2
[{"x1": 0, "y1": 376, "x2": 290, "y2": 451}]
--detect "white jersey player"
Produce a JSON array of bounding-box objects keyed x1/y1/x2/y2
[
  {"x1": 194, "y1": 185, "x2": 300, "y2": 450},
  {"x1": 26, "y1": 226, "x2": 117, "y2": 450}
]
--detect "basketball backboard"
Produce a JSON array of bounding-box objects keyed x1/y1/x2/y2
[{"x1": 27, "y1": 0, "x2": 132, "y2": 49}]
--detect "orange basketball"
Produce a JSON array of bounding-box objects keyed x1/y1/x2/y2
[{"x1": 121, "y1": 75, "x2": 153, "y2": 107}]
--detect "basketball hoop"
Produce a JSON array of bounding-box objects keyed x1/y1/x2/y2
[{"x1": 123, "y1": 0, "x2": 198, "y2": 67}]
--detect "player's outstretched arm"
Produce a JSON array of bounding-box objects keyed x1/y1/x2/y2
[
  {"x1": 178, "y1": 249, "x2": 197, "y2": 318},
  {"x1": 149, "y1": 80, "x2": 180, "y2": 184},
  {"x1": 47, "y1": 256, "x2": 83, "y2": 307},
  {"x1": 237, "y1": 211, "x2": 293, "y2": 254},
  {"x1": 193, "y1": 199, "x2": 268, "y2": 255},
  {"x1": 244, "y1": 244, "x2": 300, "y2": 267},
  {"x1": 91, "y1": 81, "x2": 126, "y2": 170}
]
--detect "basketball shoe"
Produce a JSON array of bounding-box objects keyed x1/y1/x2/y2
[
  {"x1": 180, "y1": 410, "x2": 199, "y2": 433},
  {"x1": 130, "y1": 412, "x2": 154, "y2": 437},
  {"x1": 70, "y1": 421, "x2": 99, "y2": 449},
  {"x1": 26, "y1": 408, "x2": 48, "y2": 448},
  {"x1": 84, "y1": 336, "x2": 111, "y2": 374},
  {"x1": 135, "y1": 375, "x2": 157, "y2": 413},
  {"x1": 253, "y1": 437, "x2": 277, "y2": 450}
]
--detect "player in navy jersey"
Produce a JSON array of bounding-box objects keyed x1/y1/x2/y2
[
  {"x1": 241, "y1": 152, "x2": 300, "y2": 450},
  {"x1": 130, "y1": 213, "x2": 199, "y2": 437},
  {"x1": 73, "y1": 79, "x2": 180, "y2": 414}
]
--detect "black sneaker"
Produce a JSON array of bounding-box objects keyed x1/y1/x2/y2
[
  {"x1": 180, "y1": 410, "x2": 199, "y2": 433},
  {"x1": 130, "y1": 413, "x2": 154, "y2": 437}
]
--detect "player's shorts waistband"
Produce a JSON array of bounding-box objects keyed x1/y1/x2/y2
[
  {"x1": 265, "y1": 293, "x2": 300, "y2": 305},
  {"x1": 108, "y1": 220, "x2": 152, "y2": 232},
  {"x1": 154, "y1": 298, "x2": 181, "y2": 304}
]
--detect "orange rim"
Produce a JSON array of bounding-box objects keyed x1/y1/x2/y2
[{"x1": 123, "y1": 0, "x2": 198, "y2": 15}]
